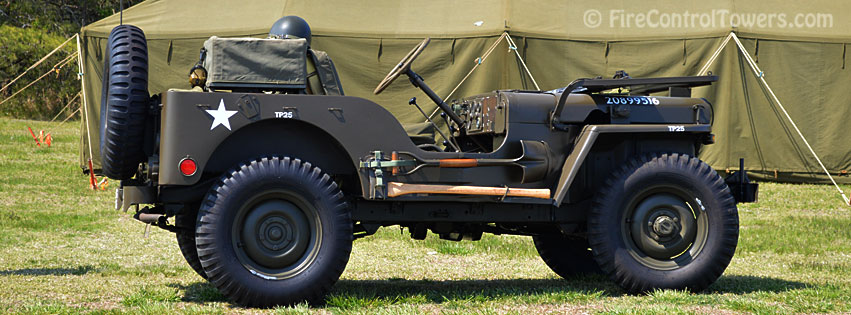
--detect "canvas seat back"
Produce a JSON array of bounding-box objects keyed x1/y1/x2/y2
[{"x1": 307, "y1": 49, "x2": 344, "y2": 95}]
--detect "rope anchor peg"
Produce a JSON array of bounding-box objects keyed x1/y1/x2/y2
[
  {"x1": 27, "y1": 126, "x2": 52, "y2": 148},
  {"x1": 86, "y1": 159, "x2": 110, "y2": 191}
]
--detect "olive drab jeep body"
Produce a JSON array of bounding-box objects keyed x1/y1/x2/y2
[{"x1": 99, "y1": 24, "x2": 757, "y2": 307}]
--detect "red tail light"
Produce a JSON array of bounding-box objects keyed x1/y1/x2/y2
[{"x1": 179, "y1": 158, "x2": 197, "y2": 176}]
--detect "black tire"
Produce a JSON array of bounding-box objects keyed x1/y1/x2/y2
[
  {"x1": 99, "y1": 24, "x2": 150, "y2": 180},
  {"x1": 533, "y1": 235, "x2": 602, "y2": 278},
  {"x1": 587, "y1": 153, "x2": 738, "y2": 293},
  {"x1": 196, "y1": 157, "x2": 352, "y2": 307},
  {"x1": 175, "y1": 203, "x2": 207, "y2": 279}
]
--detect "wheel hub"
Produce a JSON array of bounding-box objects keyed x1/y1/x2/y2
[
  {"x1": 258, "y1": 217, "x2": 294, "y2": 251},
  {"x1": 629, "y1": 193, "x2": 697, "y2": 260},
  {"x1": 240, "y1": 200, "x2": 311, "y2": 270},
  {"x1": 651, "y1": 215, "x2": 678, "y2": 237}
]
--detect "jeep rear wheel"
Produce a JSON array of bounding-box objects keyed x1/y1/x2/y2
[
  {"x1": 196, "y1": 157, "x2": 352, "y2": 307},
  {"x1": 587, "y1": 153, "x2": 739, "y2": 293},
  {"x1": 534, "y1": 235, "x2": 602, "y2": 278},
  {"x1": 175, "y1": 203, "x2": 206, "y2": 279}
]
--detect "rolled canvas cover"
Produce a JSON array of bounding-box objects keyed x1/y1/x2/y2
[{"x1": 202, "y1": 36, "x2": 307, "y2": 90}]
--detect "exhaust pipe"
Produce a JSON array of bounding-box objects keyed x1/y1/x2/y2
[
  {"x1": 132, "y1": 207, "x2": 185, "y2": 233},
  {"x1": 134, "y1": 212, "x2": 164, "y2": 224}
]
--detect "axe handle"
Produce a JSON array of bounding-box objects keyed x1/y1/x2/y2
[{"x1": 387, "y1": 182, "x2": 550, "y2": 199}]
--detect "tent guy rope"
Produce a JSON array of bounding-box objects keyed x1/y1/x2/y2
[
  {"x1": 426, "y1": 32, "x2": 507, "y2": 121},
  {"x1": 0, "y1": 34, "x2": 77, "y2": 94},
  {"x1": 0, "y1": 51, "x2": 78, "y2": 107},
  {"x1": 700, "y1": 31, "x2": 850, "y2": 206},
  {"x1": 60, "y1": 106, "x2": 81, "y2": 124},
  {"x1": 697, "y1": 33, "x2": 733, "y2": 76},
  {"x1": 49, "y1": 92, "x2": 81, "y2": 123},
  {"x1": 426, "y1": 32, "x2": 540, "y2": 121},
  {"x1": 505, "y1": 34, "x2": 540, "y2": 91}
]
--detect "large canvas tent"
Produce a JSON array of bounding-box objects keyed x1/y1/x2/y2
[{"x1": 80, "y1": 0, "x2": 851, "y2": 183}]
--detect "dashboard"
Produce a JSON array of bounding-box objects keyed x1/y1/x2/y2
[
  {"x1": 451, "y1": 93, "x2": 506, "y2": 136},
  {"x1": 448, "y1": 92, "x2": 508, "y2": 152}
]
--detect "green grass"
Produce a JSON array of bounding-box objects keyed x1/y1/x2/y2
[{"x1": 1, "y1": 116, "x2": 850, "y2": 314}]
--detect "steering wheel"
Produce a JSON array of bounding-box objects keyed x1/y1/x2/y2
[{"x1": 373, "y1": 37, "x2": 431, "y2": 95}]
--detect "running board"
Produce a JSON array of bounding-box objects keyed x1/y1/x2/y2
[{"x1": 387, "y1": 182, "x2": 550, "y2": 199}]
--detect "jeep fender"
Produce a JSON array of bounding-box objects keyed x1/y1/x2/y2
[
  {"x1": 158, "y1": 91, "x2": 421, "y2": 197},
  {"x1": 551, "y1": 124, "x2": 711, "y2": 206}
]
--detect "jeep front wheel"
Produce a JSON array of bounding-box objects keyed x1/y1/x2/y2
[
  {"x1": 587, "y1": 153, "x2": 739, "y2": 293},
  {"x1": 195, "y1": 157, "x2": 352, "y2": 307}
]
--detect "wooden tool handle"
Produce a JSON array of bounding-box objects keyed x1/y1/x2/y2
[
  {"x1": 438, "y1": 159, "x2": 478, "y2": 167},
  {"x1": 387, "y1": 182, "x2": 550, "y2": 199}
]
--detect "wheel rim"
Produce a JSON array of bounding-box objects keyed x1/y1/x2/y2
[
  {"x1": 621, "y1": 186, "x2": 709, "y2": 270},
  {"x1": 232, "y1": 190, "x2": 322, "y2": 279}
]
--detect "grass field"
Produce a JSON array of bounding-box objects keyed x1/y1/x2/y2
[{"x1": 1, "y1": 117, "x2": 850, "y2": 314}]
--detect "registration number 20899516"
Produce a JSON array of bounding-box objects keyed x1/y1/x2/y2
[{"x1": 604, "y1": 96, "x2": 660, "y2": 106}]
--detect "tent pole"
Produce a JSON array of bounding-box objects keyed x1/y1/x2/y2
[
  {"x1": 728, "y1": 32, "x2": 850, "y2": 205},
  {"x1": 76, "y1": 33, "x2": 96, "y2": 175}
]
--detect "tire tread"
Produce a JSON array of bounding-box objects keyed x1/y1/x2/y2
[
  {"x1": 587, "y1": 153, "x2": 739, "y2": 293},
  {"x1": 100, "y1": 24, "x2": 150, "y2": 179},
  {"x1": 196, "y1": 156, "x2": 352, "y2": 307}
]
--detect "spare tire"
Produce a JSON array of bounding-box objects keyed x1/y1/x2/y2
[{"x1": 99, "y1": 25, "x2": 150, "y2": 180}]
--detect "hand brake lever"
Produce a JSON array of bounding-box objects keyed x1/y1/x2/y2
[{"x1": 408, "y1": 97, "x2": 460, "y2": 152}]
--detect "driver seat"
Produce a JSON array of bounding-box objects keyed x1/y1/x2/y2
[
  {"x1": 305, "y1": 50, "x2": 437, "y2": 147},
  {"x1": 306, "y1": 49, "x2": 344, "y2": 96}
]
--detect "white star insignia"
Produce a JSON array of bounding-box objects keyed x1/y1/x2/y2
[{"x1": 206, "y1": 99, "x2": 238, "y2": 131}]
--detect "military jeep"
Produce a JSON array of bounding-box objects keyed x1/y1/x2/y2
[{"x1": 99, "y1": 24, "x2": 757, "y2": 307}]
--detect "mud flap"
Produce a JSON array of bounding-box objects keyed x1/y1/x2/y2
[
  {"x1": 117, "y1": 185, "x2": 157, "y2": 212},
  {"x1": 724, "y1": 158, "x2": 759, "y2": 203}
]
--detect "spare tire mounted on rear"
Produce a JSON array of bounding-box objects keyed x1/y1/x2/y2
[{"x1": 99, "y1": 24, "x2": 150, "y2": 180}]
